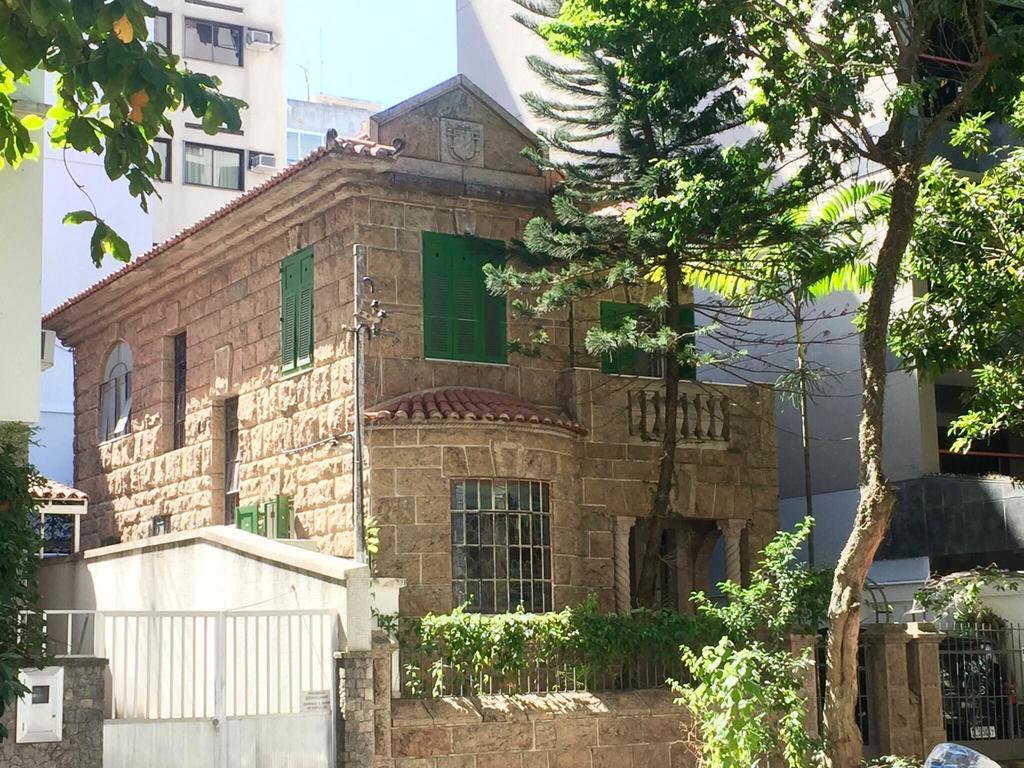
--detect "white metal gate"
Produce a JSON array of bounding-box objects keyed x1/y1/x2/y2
[{"x1": 41, "y1": 610, "x2": 338, "y2": 768}]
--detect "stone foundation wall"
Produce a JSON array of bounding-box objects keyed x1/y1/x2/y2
[
  {"x1": 386, "y1": 690, "x2": 694, "y2": 768},
  {"x1": 0, "y1": 658, "x2": 105, "y2": 768}
]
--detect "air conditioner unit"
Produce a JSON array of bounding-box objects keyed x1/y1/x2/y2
[
  {"x1": 40, "y1": 329, "x2": 55, "y2": 371},
  {"x1": 248, "y1": 152, "x2": 277, "y2": 172},
  {"x1": 246, "y1": 29, "x2": 276, "y2": 50}
]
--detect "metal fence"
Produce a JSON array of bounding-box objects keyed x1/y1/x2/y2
[
  {"x1": 815, "y1": 632, "x2": 872, "y2": 746},
  {"x1": 399, "y1": 648, "x2": 689, "y2": 698},
  {"x1": 940, "y1": 623, "x2": 1024, "y2": 742}
]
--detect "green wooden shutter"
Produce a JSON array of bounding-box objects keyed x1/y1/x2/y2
[
  {"x1": 422, "y1": 234, "x2": 453, "y2": 359},
  {"x1": 451, "y1": 245, "x2": 483, "y2": 360},
  {"x1": 600, "y1": 301, "x2": 638, "y2": 375},
  {"x1": 296, "y1": 249, "x2": 314, "y2": 368},
  {"x1": 236, "y1": 504, "x2": 259, "y2": 534},
  {"x1": 274, "y1": 495, "x2": 291, "y2": 539},
  {"x1": 422, "y1": 233, "x2": 507, "y2": 364},
  {"x1": 259, "y1": 500, "x2": 275, "y2": 537},
  {"x1": 479, "y1": 240, "x2": 507, "y2": 363},
  {"x1": 678, "y1": 304, "x2": 696, "y2": 380},
  {"x1": 280, "y1": 256, "x2": 299, "y2": 373}
]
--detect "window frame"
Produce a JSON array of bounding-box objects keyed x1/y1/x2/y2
[
  {"x1": 153, "y1": 138, "x2": 172, "y2": 182},
  {"x1": 99, "y1": 342, "x2": 133, "y2": 443},
  {"x1": 148, "y1": 11, "x2": 172, "y2": 50},
  {"x1": 223, "y1": 396, "x2": 240, "y2": 524},
  {"x1": 286, "y1": 129, "x2": 324, "y2": 164},
  {"x1": 172, "y1": 332, "x2": 187, "y2": 450},
  {"x1": 182, "y1": 141, "x2": 245, "y2": 191},
  {"x1": 421, "y1": 232, "x2": 508, "y2": 365},
  {"x1": 183, "y1": 17, "x2": 244, "y2": 66},
  {"x1": 30, "y1": 507, "x2": 82, "y2": 557},
  {"x1": 450, "y1": 479, "x2": 553, "y2": 614}
]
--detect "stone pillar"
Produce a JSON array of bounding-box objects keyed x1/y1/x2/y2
[
  {"x1": 717, "y1": 519, "x2": 746, "y2": 585},
  {"x1": 336, "y1": 648, "x2": 375, "y2": 768},
  {"x1": 785, "y1": 634, "x2": 821, "y2": 738},
  {"x1": 906, "y1": 623, "x2": 947, "y2": 754},
  {"x1": 613, "y1": 515, "x2": 635, "y2": 612},
  {"x1": 862, "y1": 623, "x2": 918, "y2": 757}
]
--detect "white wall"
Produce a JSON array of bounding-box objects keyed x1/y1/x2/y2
[
  {"x1": 0, "y1": 140, "x2": 44, "y2": 425},
  {"x1": 37, "y1": 527, "x2": 395, "y2": 651}
]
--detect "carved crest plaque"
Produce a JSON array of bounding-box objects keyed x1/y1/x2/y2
[{"x1": 440, "y1": 118, "x2": 484, "y2": 167}]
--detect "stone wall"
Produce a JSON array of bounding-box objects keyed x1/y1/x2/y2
[
  {"x1": 0, "y1": 658, "x2": 105, "y2": 768},
  {"x1": 387, "y1": 690, "x2": 694, "y2": 768}
]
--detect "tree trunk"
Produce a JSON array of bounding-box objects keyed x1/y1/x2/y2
[
  {"x1": 794, "y1": 295, "x2": 816, "y2": 565},
  {"x1": 633, "y1": 255, "x2": 683, "y2": 608},
  {"x1": 822, "y1": 168, "x2": 920, "y2": 768}
]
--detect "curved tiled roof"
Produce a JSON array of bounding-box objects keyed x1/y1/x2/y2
[
  {"x1": 366, "y1": 387, "x2": 586, "y2": 435},
  {"x1": 31, "y1": 479, "x2": 89, "y2": 504},
  {"x1": 43, "y1": 137, "x2": 399, "y2": 323}
]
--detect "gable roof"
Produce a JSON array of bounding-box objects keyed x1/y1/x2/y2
[
  {"x1": 368, "y1": 74, "x2": 540, "y2": 148},
  {"x1": 43, "y1": 137, "x2": 398, "y2": 324}
]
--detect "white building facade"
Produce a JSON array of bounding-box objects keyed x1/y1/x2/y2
[{"x1": 26, "y1": 0, "x2": 286, "y2": 483}]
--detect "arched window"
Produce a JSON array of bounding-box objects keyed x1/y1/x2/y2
[{"x1": 99, "y1": 342, "x2": 132, "y2": 442}]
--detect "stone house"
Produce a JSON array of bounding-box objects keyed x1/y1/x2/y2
[{"x1": 44, "y1": 76, "x2": 779, "y2": 616}]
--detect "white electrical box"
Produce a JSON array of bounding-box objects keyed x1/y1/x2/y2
[{"x1": 16, "y1": 667, "x2": 64, "y2": 743}]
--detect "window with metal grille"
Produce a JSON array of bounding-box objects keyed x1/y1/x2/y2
[
  {"x1": 172, "y1": 332, "x2": 187, "y2": 450},
  {"x1": 224, "y1": 396, "x2": 240, "y2": 524},
  {"x1": 451, "y1": 479, "x2": 552, "y2": 614}
]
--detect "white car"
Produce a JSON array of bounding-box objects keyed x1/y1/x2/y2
[{"x1": 926, "y1": 743, "x2": 1002, "y2": 767}]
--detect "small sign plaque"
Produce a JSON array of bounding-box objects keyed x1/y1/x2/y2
[{"x1": 301, "y1": 690, "x2": 331, "y2": 712}]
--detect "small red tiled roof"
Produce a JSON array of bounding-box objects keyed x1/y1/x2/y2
[
  {"x1": 367, "y1": 387, "x2": 586, "y2": 435},
  {"x1": 31, "y1": 479, "x2": 88, "y2": 504},
  {"x1": 43, "y1": 136, "x2": 399, "y2": 323}
]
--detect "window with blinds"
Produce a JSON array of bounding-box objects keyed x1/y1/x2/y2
[
  {"x1": 599, "y1": 301, "x2": 697, "y2": 379},
  {"x1": 422, "y1": 232, "x2": 507, "y2": 364},
  {"x1": 280, "y1": 248, "x2": 314, "y2": 374}
]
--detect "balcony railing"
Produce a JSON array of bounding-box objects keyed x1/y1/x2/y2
[{"x1": 627, "y1": 387, "x2": 730, "y2": 443}]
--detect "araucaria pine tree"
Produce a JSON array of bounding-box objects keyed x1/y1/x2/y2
[{"x1": 492, "y1": 0, "x2": 814, "y2": 607}]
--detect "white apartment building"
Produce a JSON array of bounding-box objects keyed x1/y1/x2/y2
[
  {"x1": 26, "y1": 0, "x2": 286, "y2": 483},
  {"x1": 287, "y1": 95, "x2": 381, "y2": 164},
  {"x1": 455, "y1": 0, "x2": 1021, "y2": 601}
]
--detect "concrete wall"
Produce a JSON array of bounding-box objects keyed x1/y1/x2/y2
[
  {"x1": 0, "y1": 658, "x2": 105, "y2": 768},
  {"x1": 0, "y1": 83, "x2": 45, "y2": 425}
]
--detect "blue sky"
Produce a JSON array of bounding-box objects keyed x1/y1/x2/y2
[{"x1": 286, "y1": 0, "x2": 458, "y2": 108}]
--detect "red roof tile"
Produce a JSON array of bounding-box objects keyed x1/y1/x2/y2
[
  {"x1": 43, "y1": 137, "x2": 399, "y2": 323},
  {"x1": 31, "y1": 479, "x2": 89, "y2": 504},
  {"x1": 367, "y1": 387, "x2": 586, "y2": 435}
]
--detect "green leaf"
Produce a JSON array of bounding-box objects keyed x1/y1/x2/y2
[{"x1": 63, "y1": 210, "x2": 98, "y2": 225}]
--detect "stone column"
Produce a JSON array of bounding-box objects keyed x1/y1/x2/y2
[
  {"x1": 785, "y1": 634, "x2": 821, "y2": 738},
  {"x1": 906, "y1": 623, "x2": 947, "y2": 754},
  {"x1": 336, "y1": 648, "x2": 376, "y2": 768},
  {"x1": 717, "y1": 519, "x2": 746, "y2": 585},
  {"x1": 862, "y1": 623, "x2": 918, "y2": 757},
  {"x1": 614, "y1": 515, "x2": 635, "y2": 612}
]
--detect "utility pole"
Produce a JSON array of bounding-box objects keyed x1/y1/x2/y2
[{"x1": 350, "y1": 244, "x2": 387, "y2": 565}]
